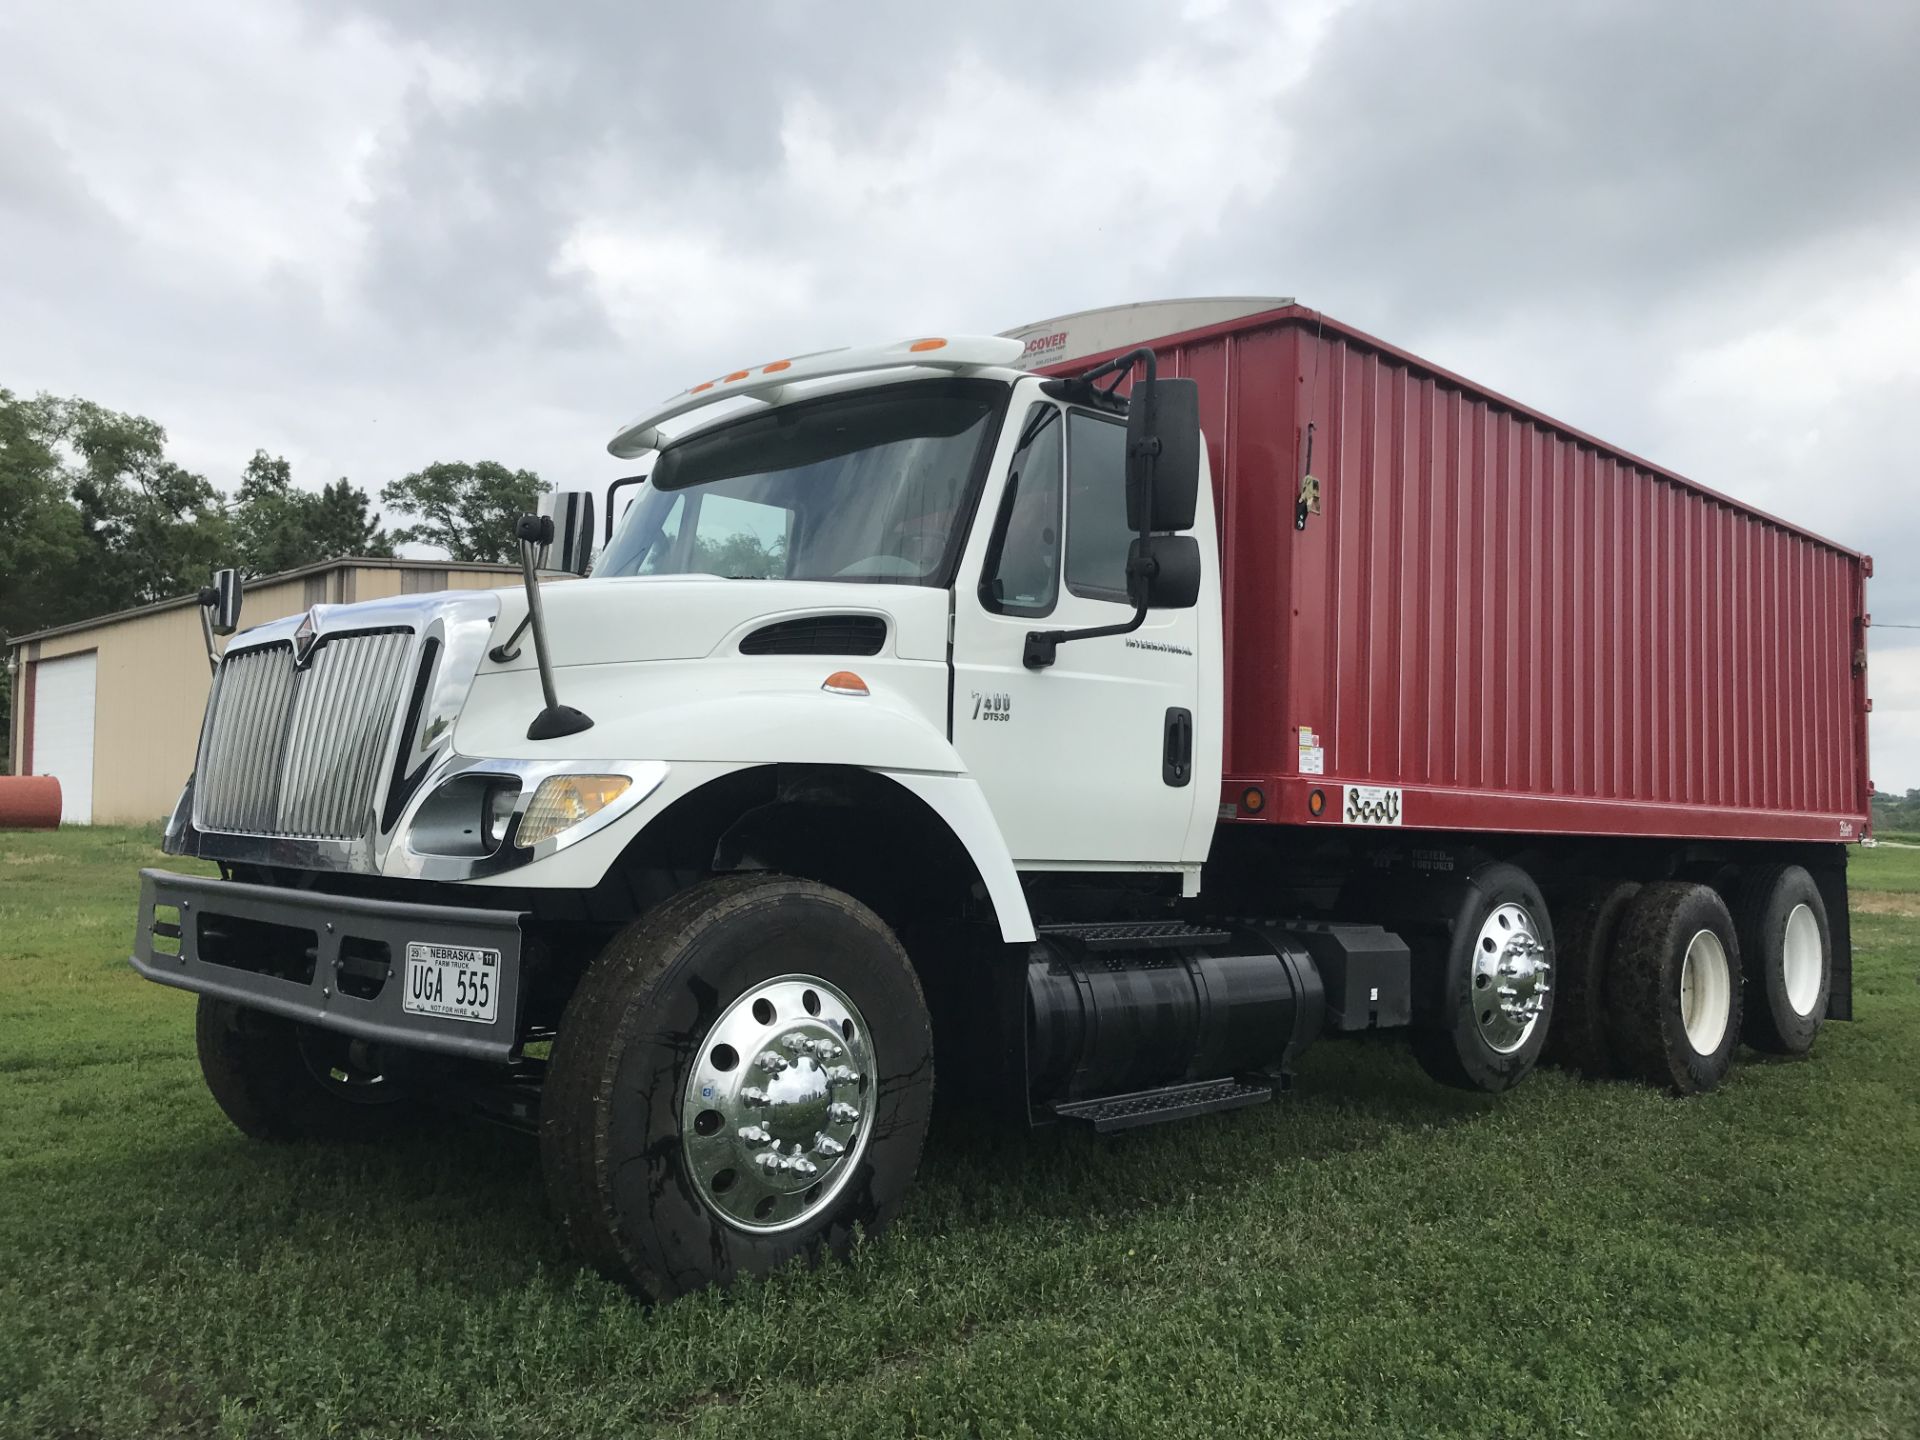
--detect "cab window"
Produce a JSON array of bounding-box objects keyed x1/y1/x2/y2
[
  {"x1": 980, "y1": 405, "x2": 1063, "y2": 617},
  {"x1": 1065, "y1": 410, "x2": 1131, "y2": 601}
]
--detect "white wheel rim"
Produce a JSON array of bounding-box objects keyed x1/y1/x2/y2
[
  {"x1": 1781, "y1": 903, "x2": 1823, "y2": 1016},
  {"x1": 1679, "y1": 929, "x2": 1732, "y2": 1055}
]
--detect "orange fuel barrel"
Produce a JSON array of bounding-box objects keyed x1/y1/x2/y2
[{"x1": 0, "y1": 776, "x2": 62, "y2": 829}]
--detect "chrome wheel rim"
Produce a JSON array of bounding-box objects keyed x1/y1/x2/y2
[
  {"x1": 1470, "y1": 902, "x2": 1552, "y2": 1053},
  {"x1": 681, "y1": 974, "x2": 875, "y2": 1234},
  {"x1": 1781, "y1": 903, "x2": 1822, "y2": 1016},
  {"x1": 1679, "y1": 929, "x2": 1732, "y2": 1055}
]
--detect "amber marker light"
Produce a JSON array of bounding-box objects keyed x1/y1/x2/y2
[
  {"x1": 1241, "y1": 786, "x2": 1266, "y2": 814},
  {"x1": 908, "y1": 338, "x2": 948, "y2": 352},
  {"x1": 822, "y1": 671, "x2": 870, "y2": 696},
  {"x1": 515, "y1": 774, "x2": 633, "y2": 849},
  {"x1": 1307, "y1": 788, "x2": 1327, "y2": 817},
  {"x1": 762, "y1": 360, "x2": 793, "y2": 373}
]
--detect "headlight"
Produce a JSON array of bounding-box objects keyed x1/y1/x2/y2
[
  {"x1": 482, "y1": 783, "x2": 519, "y2": 849},
  {"x1": 408, "y1": 775, "x2": 521, "y2": 857},
  {"x1": 516, "y1": 774, "x2": 632, "y2": 849}
]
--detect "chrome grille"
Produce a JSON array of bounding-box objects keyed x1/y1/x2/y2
[{"x1": 193, "y1": 631, "x2": 415, "y2": 839}]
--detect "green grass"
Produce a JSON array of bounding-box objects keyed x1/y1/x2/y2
[
  {"x1": 3, "y1": 831, "x2": 1918, "y2": 1439},
  {"x1": 1854, "y1": 839, "x2": 1920, "y2": 893}
]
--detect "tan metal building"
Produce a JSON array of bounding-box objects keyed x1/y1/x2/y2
[{"x1": 6, "y1": 557, "x2": 524, "y2": 825}]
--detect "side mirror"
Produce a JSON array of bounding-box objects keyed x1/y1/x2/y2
[
  {"x1": 535, "y1": 490, "x2": 595, "y2": 575},
  {"x1": 204, "y1": 568, "x2": 243, "y2": 636},
  {"x1": 1125, "y1": 376, "x2": 1202, "y2": 533},
  {"x1": 1128, "y1": 535, "x2": 1202, "y2": 610}
]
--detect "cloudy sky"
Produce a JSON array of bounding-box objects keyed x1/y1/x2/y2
[{"x1": 4, "y1": 0, "x2": 1917, "y2": 789}]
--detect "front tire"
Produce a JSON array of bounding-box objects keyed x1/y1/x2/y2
[
  {"x1": 195, "y1": 997, "x2": 417, "y2": 1140},
  {"x1": 540, "y1": 874, "x2": 934, "y2": 1302}
]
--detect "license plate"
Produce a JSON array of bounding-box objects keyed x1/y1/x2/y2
[{"x1": 402, "y1": 942, "x2": 500, "y2": 1024}]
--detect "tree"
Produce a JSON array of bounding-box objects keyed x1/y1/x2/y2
[
  {"x1": 232, "y1": 450, "x2": 391, "y2": 576},
  {"x1": 48, "y1": 396, "x2": 232, "y2": 611},
  {"x1": 2, "y1": 390, "x2": 231, "y2": 758},
  {"x1": 0, "y1": 389, "x2": 91, "y2": 642},
  {"x1": 380, "y1": 461, "x2": 546, "y2": 563}
]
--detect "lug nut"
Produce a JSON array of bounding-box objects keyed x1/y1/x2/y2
[
  {"x1": 825, "y1": 1065, "x2": 859, "y2": 1086},
  {"x1": 756, "y1": 1053, "x2": 790, "y2": 1074},
  {"x1": 738, "y1": 1125, "x2": 772, "y2": 1148},
  {"x1": 828, "y1": 1101, "x2": 860, "y2": 1125},
  {"x1": 808, "y1": 1039, "x2": 840, "y2": 1060},
  {"x1": 741, "y1": 1086, "x2": 770, "y2": 1106},
  {"x1": 814, "y1": 1134, "x2": 845, "y2": 1158}
]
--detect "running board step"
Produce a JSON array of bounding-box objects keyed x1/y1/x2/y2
[
  {"x1": 1050, "y1": 1077, "x2": 1275, "y2": 1133},
  {"x1": 1038, "y1": 920, "x2": 1234, "y2": 951}
]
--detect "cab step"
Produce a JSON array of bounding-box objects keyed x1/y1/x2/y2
[
  {"x1": 1050, "y1": 1076, "x2": 1275, "y2": 1133},
  {"x1": 1037, "y1": 920, "x2": 1234, "y2": 951}
]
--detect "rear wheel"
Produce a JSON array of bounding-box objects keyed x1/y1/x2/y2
[
  {"x1": 1543, "y1": 879, "x2": 1640, "y2": 1077},
  {"x1": 195, "y1": 997, "x2": 417, "y2": 1140},
  {"x1": 1604, "y1": 882, "x2": 1741, "y2": 1095},
  {"x1": 540, "y1": 873, "x2": 933, "y2": 1302},
  {"x1": 1409, "y1": 862, "x2": 1556, "y2": 1093},
  {"x1": 1730, "y1": 864, "x2": 1831, "y2": 1055}
]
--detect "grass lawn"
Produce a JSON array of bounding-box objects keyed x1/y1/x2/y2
[{"x1": 3, "y1": 829, "x2": 1918, "y2": 1439}]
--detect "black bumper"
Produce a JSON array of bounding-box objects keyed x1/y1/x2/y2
[{"x1": 131, "y1": 868, "x2": 527, "y2": 1063}]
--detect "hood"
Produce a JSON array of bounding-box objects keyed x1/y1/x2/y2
[{"x1": 480, "y1": 574, "x2": 952, "y2": 669}]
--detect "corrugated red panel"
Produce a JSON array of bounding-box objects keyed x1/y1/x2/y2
[{"x1": 1045, "y1": 306, "x2": 1871, "y2": 844}]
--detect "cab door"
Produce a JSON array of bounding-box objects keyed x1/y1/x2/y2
[{"x1": 950, "y1": 391, "x2": 1210, "y2": 870}]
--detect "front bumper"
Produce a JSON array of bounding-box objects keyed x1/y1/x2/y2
[{"x1": 131, "y1": 869, "x2": 527, "y2": 1063}]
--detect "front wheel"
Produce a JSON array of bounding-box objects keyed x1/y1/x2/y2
[
  {"x1": 195, "y1": 997, "x2": 418, "y2": 1140},
  {"x1": 540, "y1": 874, "x2": 934, "y2": 1302}
]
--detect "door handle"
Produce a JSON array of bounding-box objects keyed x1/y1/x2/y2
[{"x1": 1163, "y1": 707, "x2": 1192, "y2": 787}]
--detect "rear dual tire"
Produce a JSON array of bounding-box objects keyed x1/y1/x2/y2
[
  {"x1": 1730, "y1": 864, "x2": 1831, "y2": 1056},
  {"x1": 1604, "y1": 882, "x2": 1742, "y2": 1095},
  {"x1": 1543, "y1": 879, "x2": 1641, "y2": 1077}
]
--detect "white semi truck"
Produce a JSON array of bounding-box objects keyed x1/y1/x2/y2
[{"x1": 135, "y1": 301, "x2": 1861, "y2": 1302}]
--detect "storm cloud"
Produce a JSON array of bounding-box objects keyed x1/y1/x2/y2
[{"x1": 4, "y1": 0, "x2": 1916, "y2": 785}]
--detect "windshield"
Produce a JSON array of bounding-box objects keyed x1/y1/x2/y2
[{"x1": 597, "y1": 379, "x2": 1007, "y2": 585}]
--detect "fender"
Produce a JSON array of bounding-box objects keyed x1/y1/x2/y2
[{"x1": 455, "y1": 685, "x2": 1037, "y2": 943}]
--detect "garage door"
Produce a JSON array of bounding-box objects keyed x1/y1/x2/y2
[{"x1": 32, "y1": 652, "x2": 97, "y2": 824}]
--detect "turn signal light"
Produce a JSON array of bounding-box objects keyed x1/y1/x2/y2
[
  {"x1": 516, "y1": 774, "x2": 632, "y2": 849},
  {"x1": 1241, "y1": 786, "x2": 1266, "y2": 814},
  {"x1": 1307, "y1": 788, "x2": 1327, "y2": 817},
  {"x1": 822, "y1": 671, "x2": 869, "y2": 696}
]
